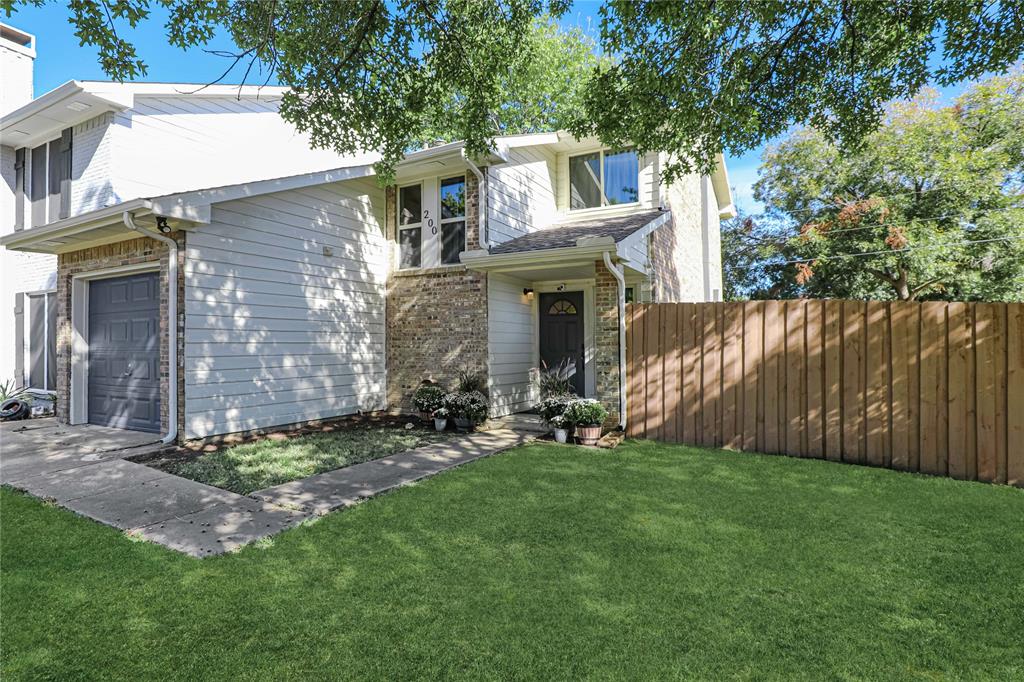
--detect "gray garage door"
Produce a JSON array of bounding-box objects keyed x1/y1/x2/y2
[{"x1": 88, "y1": 272, "x2": 161, "y2": 432}]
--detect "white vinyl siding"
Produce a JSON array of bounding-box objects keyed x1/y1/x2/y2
[
  {"x1": 487, "y1": 145, "x2": 557, "y2": 245},
  {"x1": 183, "y1": 179, "x2": 387, "y2": 439},
  {"x1": 487, "y1": 273, "x2": 537, "y2": 417},
  {"x1": 111, "y1": 95, "x2": 355, "y2": 203}
]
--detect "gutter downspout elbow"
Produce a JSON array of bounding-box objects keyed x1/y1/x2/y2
[
  {"x1": 462, "y1": 149, "x2": 487, "y2": 249},
  {"x1": 123, "y1": 210, "x2": 178, "y2": 445},
  {"x1": 602, "y1": 250, "x2": 627, "y2": 432}
]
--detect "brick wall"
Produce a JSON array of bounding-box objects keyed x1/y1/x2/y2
[
  {"x1": 55, "y1": 233, "x2": 185, "y2": 438},
  {"x1": 654, "y1": 173, "x2": 705, "y2": 302},
  {"x1": 385, "y1": 174, "x2": 489, "y2": 411},
  {"x1": 594, "y1": 261, "x2": 621, "y2": 426}
]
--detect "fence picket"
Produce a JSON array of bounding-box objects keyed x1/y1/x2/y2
[{"x1": 624, "y1": 300, "x2": 1019, "y2": 487}]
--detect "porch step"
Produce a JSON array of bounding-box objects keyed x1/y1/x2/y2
[{"x1": 489, "y1": 413, "x2": 549, "y2": 435}]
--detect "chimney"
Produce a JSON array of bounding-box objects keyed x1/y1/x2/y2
[{"x1": 0, "y1": 23, "x2": 35, "y2": 116}]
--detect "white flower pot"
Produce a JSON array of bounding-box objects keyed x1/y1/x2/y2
[
  {"x1": 553, "y1": 428, "x2": 569, "y2": 444},
  {"x1": 434, "y1": 418, "x2": 447, "y2": 432}
]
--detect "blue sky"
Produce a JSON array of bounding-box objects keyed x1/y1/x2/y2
[{"x1": 5, "y1": 1, "x2": 977, "y2": 216}]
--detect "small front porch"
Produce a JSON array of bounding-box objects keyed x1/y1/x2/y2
[{"x1": 463, "y1": 210, "x2": 669, "y2": 423}]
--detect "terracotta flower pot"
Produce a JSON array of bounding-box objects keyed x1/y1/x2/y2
[
  {"x1": 453, "y1": 416, "x2": 473, "y2": 432},
  {"x1": 575, "y1": 425, "x2": 601, "y2": 446}
]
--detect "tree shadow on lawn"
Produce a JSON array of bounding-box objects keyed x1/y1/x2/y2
[{"x1": 3, "y1": 440, "x2": 1023, "y2": 680}]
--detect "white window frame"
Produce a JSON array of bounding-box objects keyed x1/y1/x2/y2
[
  {"x1": 397, "y1": 181, "x2": 425, "y2": 270},
  {"x1": 568, "y1": 147, "x2": 641, "y2": 212},
  {"x1": 439, "y1": 174, "x2": 467, "y2": 265}
]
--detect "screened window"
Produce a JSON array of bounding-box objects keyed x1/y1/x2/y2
[
  {"x1": 440, "y1": 175, "x2": 465, "y2": 265},
  {"x1": 398, "y1": 183, "x2": 422, "y2": 268},
  {"x1": 569, "y1": 148, "x2": 639, "y2": 210}
]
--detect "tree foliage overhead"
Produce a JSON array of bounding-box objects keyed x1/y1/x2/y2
[
  {"x1": 746, "y1": 70, "x2": 1024, "y2": 302},
  {"x1": 5, "y1": 0, "x2": 1023, "y2": 184}
]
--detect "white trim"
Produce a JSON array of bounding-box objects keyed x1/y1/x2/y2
[
  {"x1": 397, "y1": 180, "x2": 425, "y2": 270},
  {"x1": 22, "y1": 289, "x2": 57, "y2": 391},
  {"x1": 567, "y1": 147, "x2": 641, "y2": 212},
  {"x1": 69, "y1": 262, "x2": 161, "y2": 426},
  {"x1": 439, "y1": 174, "x2": 467, "y2": 265},
  {"x1": 530, "y1": 279, "x2": 597, "y2": 398}
]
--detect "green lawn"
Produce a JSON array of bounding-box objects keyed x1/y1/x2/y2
[
  {"x1": 3, "y1": 441, "x2": 1023, "y2": 679},
  {"x1": 148, "y1": 421, "x2": 455, "y2": 494}
]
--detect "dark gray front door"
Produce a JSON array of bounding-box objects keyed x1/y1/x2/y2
[
  {"x1": 88, "y1": 272, "x2": 161, "y2": 432},
  {"x1": 539, "y1": 291, "x2": 585, "y2": 396}
]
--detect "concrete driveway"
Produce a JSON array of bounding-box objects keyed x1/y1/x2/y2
[{"x1": 1, "y1": 418, "x2": 161, "y2": 483}]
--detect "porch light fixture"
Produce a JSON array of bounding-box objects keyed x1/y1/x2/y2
[
  {"x1": 156, "y1": 216, "x2": 171, "y2": 233},
  {"x1": 523, "y1": 287, "x2": 534, "y2": 298}
]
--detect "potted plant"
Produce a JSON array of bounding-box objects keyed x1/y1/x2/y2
[
  {"x1": 537, "y1": 395, "x2": 574, "y2": 438},
  {"x1": 564, "y1": 399, "x2": 608, "y2": 446},
  {"x1": 549, "y1": 414, "x2": 571, "y2": 443},
  {"x1": 443, "y1": 390, "x2": 489, "y2": 431},
  {"x1": 413, "y1": 383, "x2": 445, "y2": 422},
  {"x1": 431, "y1": 407, "x2": 449, "y2": 432}
]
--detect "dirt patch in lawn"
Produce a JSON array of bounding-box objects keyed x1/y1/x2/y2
[{"x1": 132, "y1": 415, "x2": 457, "y2": 495}]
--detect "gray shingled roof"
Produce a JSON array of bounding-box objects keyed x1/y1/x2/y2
[{"x1": 489, "y1": 209, "x2": 667, "y2": 255}]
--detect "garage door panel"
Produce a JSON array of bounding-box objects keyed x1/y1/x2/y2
[{"x1": 89, "y1": 273, "x2": 161, "y2": 433}]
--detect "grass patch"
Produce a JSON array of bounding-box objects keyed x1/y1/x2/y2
[
  {"x1": 3, "y1": 440, "x2": 1023, "y2": 679},
  {"x1": 151, "y1": 420, "x2": 455, "y2": 494}
]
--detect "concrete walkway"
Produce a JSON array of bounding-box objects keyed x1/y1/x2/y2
[{"x1": 2, "y1": 422, "x2": 534, "y2": 557}]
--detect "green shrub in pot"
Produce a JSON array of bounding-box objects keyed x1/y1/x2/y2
[
  {"x1": 563, "y1": 399, "x2": 607, "y2": 446},
  {"x1": 413, "y1": 384, "x2": 445, "y2": 415},
  {"x1": 442, "y1": 390, "x2": 489, "y2": 430}
]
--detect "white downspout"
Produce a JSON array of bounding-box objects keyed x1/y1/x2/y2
[
  {"x1": 602, "y1": 250, "x2": 627, "y2": 432},
  {"x1": 462, "y1": 150, "x2": 487, "y2": 248},
  {"x1": 123, "y1": 211, "x2": 178, "y2": 445}
]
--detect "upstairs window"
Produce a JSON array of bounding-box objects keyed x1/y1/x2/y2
[
  {"x1": 440, "y1": 175, "x2": 466, "y2": 265},
  {"x1": 22, "y1": 127, "x2": 73, "y2": 228},
  {"x1": 398, "y1": 183, "x2": 422, "y2": 268},
  {"x1": 569, "y1": 147, "x2": 639, "y2": 210}
]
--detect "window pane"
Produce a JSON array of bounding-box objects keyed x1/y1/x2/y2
[
  {"x1": 569, "y1": 152, "x2": 602, "y2": 209},
  {"x1": 440, "y1": 176, "x2": 465, "y2": 219},
  {"x1": 603, "y1": 148, "x2": 639, "y2": 205},
  {"x1": 46, "y1": 292, "x2": 56, "y2": 390},
  {"x1": 28, "y1": 294, "x2": 45, "y2": 389},
  {"x1": 399, "y1": 185, "x2": 421, "y2": 226},
  {"x1": 399, "y1": 228, "x2": 421, "y2": 268},
  {"x1": 441, "y1": 220, "x2": 465, "y2": 265},
  {"x1": 30, "y1": 144, "x2": 46, "y2": 201}
]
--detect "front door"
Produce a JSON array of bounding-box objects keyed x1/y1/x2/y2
[
  {"x1": 87, "y1": 272, "x2": 161, "y2": 432},
  {"x1": 539, "y1": 291, "x2": 585, "y2": 396}
]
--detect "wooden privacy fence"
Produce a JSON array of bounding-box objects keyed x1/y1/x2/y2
[{"x1": 626, "y1": 301, "x2": 1024, "y2": 486}]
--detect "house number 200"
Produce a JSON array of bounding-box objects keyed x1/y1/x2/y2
[{"x1": 424, "y1": 209, "x2": 437, "y2": 235}]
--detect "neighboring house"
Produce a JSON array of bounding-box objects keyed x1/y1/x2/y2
[
  {"x1": 0, "y1": 23, "x2": 367, "y2": 397},
  {"x1": 1, "y1": 24, "x2": 734, "y2": 443}
]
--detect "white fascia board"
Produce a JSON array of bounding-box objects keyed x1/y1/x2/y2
[
  {"x1": 1, "y1": 81, "x2": 135, "y2": 148},
  {"x1": 495, "y1": 132, "x2": 561, "y2": 149},
  {"x1": 460, "y1": 242, "x2": 619, "y2": 272},
  {"x1": 77, "y1": 81, "x2": 291, "y2": 99},
  {"x1": 614, "y1": 211, "x2": 672, "y2": 255},
  {"x1": 0, "y1": 199, "x2": 152, "y2": 252},
  {"x1": 711, "y1": 153, "x2": 736, "y2": 218}
]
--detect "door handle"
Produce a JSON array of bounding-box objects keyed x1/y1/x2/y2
[{"x1": 122, "y1": 363, "x2": 133, "y2": 377}]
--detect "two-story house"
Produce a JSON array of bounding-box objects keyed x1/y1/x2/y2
[{"x1": 2, "y1": 23, "x2": 733, "y2": 444}]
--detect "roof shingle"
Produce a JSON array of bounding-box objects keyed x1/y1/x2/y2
[{"x1": 489, "y1": 209, "x2": 666, "y2": 255}]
